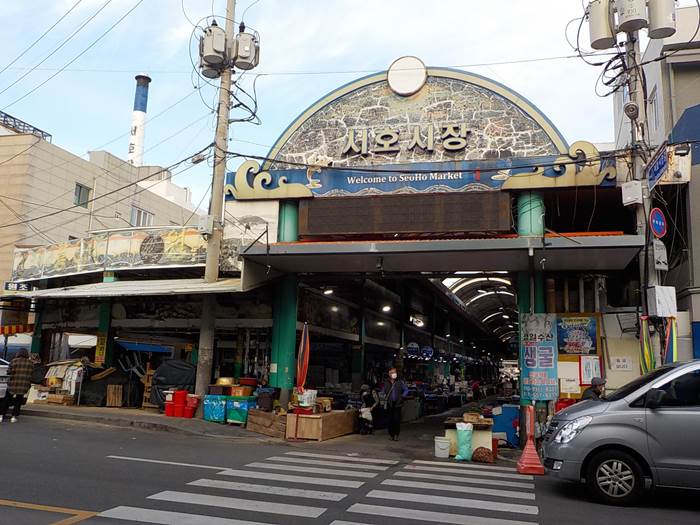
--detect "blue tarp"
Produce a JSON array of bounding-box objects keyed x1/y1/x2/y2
[{"x1": 117, "y1": 341, "x2": 173, "y2": 354}]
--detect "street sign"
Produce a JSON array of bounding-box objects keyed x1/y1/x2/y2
[
  {"x1": 3, "y1": 282, "x2": 30, "y2": 292},
  {"x1": 649, "y1": 207, "x2": 667, "y2": 239},
  {"x1": 653, "y1": 238, "x2": 668, "y2": 271},
  {"x1": 646, "y1": 142, "x2": 669, "y2": 191}
]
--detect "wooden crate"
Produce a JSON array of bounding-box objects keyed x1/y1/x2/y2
[
  {"x1": 141, "y1": 363, "x2": 158, "y2": 409},
  {"x1": 286, "y1": 409, "x2": 357, "y2": 441},
  {"x1": 47, "y1": 393, "x2": 74, "y2": 406},
  {"x1": 106, "y1": 385, "x2": 123, "y2": 407},
  {"x1": 246, "y1": 409, "x2": 286, "y2": 439}
]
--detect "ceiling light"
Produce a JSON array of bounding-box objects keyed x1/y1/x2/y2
[
  {"x1": 459, "y1": 339, "x2": 464, "y2": 343},
  {"x1": 330, "y1": 306, "x2": 339, "y2": 313},
  {"x1": 478, "y1": 289, "x2": 487, "y2": 294},
  {"x1": 323, "y1": 288, "x2": 334, "y2": 295},
  {"x1": 502, "y1": 314, "x2": 509, "y2": 319},
  {"x1": 377, "y1": 321, "x2": 385, "y2": 326},
  {"x1": 446, "y1": 334, "x2": 450, "y2": 338},
  {"x1": 382, "y1": 305, "x2": 392, "y2": 313}
]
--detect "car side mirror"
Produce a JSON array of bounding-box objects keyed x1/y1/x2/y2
[{"x1": 645, "y1": 388, "x2": 666, "y2": 409}]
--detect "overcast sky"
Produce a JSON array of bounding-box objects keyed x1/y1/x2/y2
[{"x1": 2, "y1": 1, "x2": 695, "y2": 207}]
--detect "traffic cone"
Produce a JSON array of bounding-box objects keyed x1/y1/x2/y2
[{"x1": 517, "y1": 405, "x2": 545, "y2": 475}]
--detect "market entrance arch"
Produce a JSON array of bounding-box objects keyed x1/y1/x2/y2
[{"x1": 234, "y1": 57, "x2": 640, "y2": 393}]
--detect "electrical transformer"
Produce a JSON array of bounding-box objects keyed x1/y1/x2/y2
[
  {"x1": 617, "y1": 0, "x2": 649, "y2": 32},
  {"x1": 232, "y1": 31, "x2": 260, "y2": 71},
  {"x1": 648, "y1": 0, "x2": 677, "y2": 39},
  {"x1": 588, "y1": 0, "x2": 616, "y2": 50}
]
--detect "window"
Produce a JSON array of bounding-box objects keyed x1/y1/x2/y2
[
  {"x1": 130, "y1": 206, "x2": 154, "y2": 227},
  {"x1": 649, "y1": 87, "x2": 660, "y2": 133},
  {"x1": 74, "y1": 183, "x2": 91, "y2": 208},
  {"x1": 658, "y1": 369, "x2": 700, "y2": 407}
]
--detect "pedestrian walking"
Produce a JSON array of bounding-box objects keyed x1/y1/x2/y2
[
  {"x1": 382, "y1": 368, "x2": 408, "y2": 441},
  {"x1": 0, "y1": 348, "x2": 34, "y2": 423}
]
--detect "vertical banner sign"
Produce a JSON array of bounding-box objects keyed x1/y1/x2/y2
[
  {"x1": 95, "y1": 334, "x2": 107, "y2": 365},
  {"x1": 520, "y1": 314, "x2": 559, "y2": 401}
]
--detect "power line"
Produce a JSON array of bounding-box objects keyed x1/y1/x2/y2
[
  {"x1": 0, "y1": 150, "x2": 209, "y2": 250},
  {"x1": 0, "y1": 53, "x2": 621, "y2": 77},
  {"x1": 0, "y1": 194, "x2": 115, "y2": 218},
  {"x1": 0, "y1": 0, "x2": 114, "y2": 99},
  {"x1": 0, "y1": 0, "x2": 85, "y2": 77},
  {"x1": 2, "y1": 0, "x2": 145, "y2": 111},
  {"x1": 0, "y1": 142, "x2": 212, "y2": 231},
  {"x1": 225, "y1": 146, "x2": 635, "y2": 175}
]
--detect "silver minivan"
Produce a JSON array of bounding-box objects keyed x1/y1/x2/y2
[{"x1": 542, "y1": 360, "x2": 700, "y2": 505}]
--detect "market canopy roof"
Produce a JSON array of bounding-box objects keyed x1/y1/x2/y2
[
  {"x1": 6, "y1": 278, "x2": 248, "y2": 300},
  {"x1": 241, "y1": 235, "x2": 644, "y2": 274}
]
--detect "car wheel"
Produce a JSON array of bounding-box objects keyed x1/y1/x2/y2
[{"x1": 586, "y1": 450, "x2": 645, "y2": 506}]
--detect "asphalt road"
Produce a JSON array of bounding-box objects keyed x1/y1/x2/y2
[{"x1": 1, "y1": 417, "x2": 699, "y2": 525}]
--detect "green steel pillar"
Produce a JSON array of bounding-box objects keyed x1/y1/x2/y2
[
  {"x1": 30, "y1": 310, "x2": 43, "y2": 355},
  {"x1": 516, "y1": 191, "x2": 546, "y2": 445},
  {"x1": 97, "y1": 271, "x2": 117, "y2": 367},
  {"x1": 270, "y1": 200, "x2": 299, "y2": 391},
  {"x1": 517, "y1": 191, "x2": 544, "y2": 237},
  {"x1": 270, "y1": 275, "x2": 298, "y2": 389},
  {"x1": 97, "y1": 302, "x2": 114, "y2": 367}
]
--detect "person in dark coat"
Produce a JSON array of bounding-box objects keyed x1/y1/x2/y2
[
  {"x1": 1, "y1": 348, "x2": 34, "y2": 423},
  {"x1": 581, "y1": 377, "x2": 606, "y2": 401},
  {"x1": 382, "y1": 368, "x2": 408, "y2": 441}
]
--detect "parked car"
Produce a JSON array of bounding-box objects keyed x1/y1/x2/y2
[
  {"x1": 0, "y1": 358, "x2": 9, "y2": 399},
  {"x1": 543, "y1": 360, "x2": 700, "y2": 506}
]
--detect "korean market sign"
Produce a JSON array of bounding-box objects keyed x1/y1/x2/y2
[
  {"x1": 557, "y1": 315, "x2": 598, "y2": 355},
  {"x1": 520, "y1": 313, "x2": 558, "y2": 401}
]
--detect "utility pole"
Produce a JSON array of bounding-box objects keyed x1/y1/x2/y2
[
  {"x1": 194, "y1": 0, "x2": 236, "y2": 407},
  {"x1": 624, "y1": 31, "x2": 662, "y2": 364}
]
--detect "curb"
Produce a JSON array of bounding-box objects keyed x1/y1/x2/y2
[{"x1": 22, "y1": 408, "x2": 279, "y2": 444}]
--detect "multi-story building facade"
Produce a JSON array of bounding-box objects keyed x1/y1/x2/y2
[
  {"x1": 613, "y1": 5, "x2": 700, "y2": 356},
  {"x1": 0, "y1": 113, "x2": 200, "y2": 323}
]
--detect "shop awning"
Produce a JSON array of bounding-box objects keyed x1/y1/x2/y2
[
  {"x1": 1, "y1": 324, "x2": 34, "y2": 336},
  {"x1": 8, "y1": 278, "x2": 248, "y2": 300},
  {"x1": 117, "y1": 341, "x2": 173, "y2": 354},
  {"x1": 241, "y1": 235, "x2": 645, "y2": 273}
]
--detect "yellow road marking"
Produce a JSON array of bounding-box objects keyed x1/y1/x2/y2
[{"x1": 0, "y1": 498, "x2": 97, "y2": 524}]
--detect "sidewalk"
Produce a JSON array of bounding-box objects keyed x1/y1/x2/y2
[
  {"x1": 22, "y1": 404, "x2": 274, "y2": 442},
  {"x1": 24, "y1": 400, "x2": 521, "y2": 465}
]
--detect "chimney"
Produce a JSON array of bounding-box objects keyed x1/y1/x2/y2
[{"x1": 128, "y1": 74, "x2": 151, "y2": 166}]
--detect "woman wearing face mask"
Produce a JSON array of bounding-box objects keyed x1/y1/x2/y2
[{"x1": 382, "y1": 367, "x2": 409, "y2": 441}]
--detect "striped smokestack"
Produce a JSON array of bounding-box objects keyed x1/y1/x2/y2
[{"x1": 127, "y1": 74, "x2": 151, "y2": 166}]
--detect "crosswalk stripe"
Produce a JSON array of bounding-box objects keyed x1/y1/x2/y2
[
  {"x1": 107, "y1": 455, "x2": 226, "y2": 470},
  {"x1": 330, "y1": 521, "x2": 374, "y2": 525},
  {"x1": 405, "y1": 464, "x2": 533, "y2": 480},
  {"x1": 284, "y1": 451, "x2": 398, "y2": 465},
  {"x1": 381, "y1": 478, "x2": 536, "y2": 501},
  {"x1": 188, "y1": 478, "x2": 347, "y2": 501},
  {"x1": 99, "y1": 506, "x2": 278, "y2": 525},
  {"x1": 394, "y1": 471, "x2": 535, "y2": 490},
  {"x1": 265, "y1": 456, "x2": 388, "y2": 471},
  {"x1": 246, "y1": 461, "x2": 378, "y2": 478},
  {"x1": 348, "y1": 503, "x2": 538, "y2": 525},
  {"x1": 367, "y1": 489, "x2": 539, "y2": 515},
  {"x1": 148, "y1": 490, "x2": 326, "y2": 518},
  {"x1": 219, "y1": 468, "x2": 365, "y2": 488},
  {"x1": 413, "y1": 459, "x2": 518, "y2": 472}
]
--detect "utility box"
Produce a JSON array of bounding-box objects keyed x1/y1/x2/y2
[
  {"x1": 621, "y1": 180, "x2": 643, "y2": 206},
  {"x1": 647, "y1": 285, "x2": 677, "y2": 317},
  {"x1": 198, "y1": 215, "x2": 214, "y2": 235}
]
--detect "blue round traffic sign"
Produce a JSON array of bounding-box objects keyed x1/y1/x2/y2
[{"x1": 649, "y1": 207, "x2": 667, "y2": 239}]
